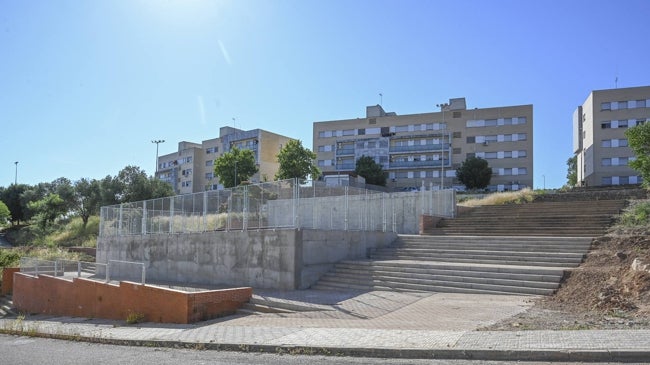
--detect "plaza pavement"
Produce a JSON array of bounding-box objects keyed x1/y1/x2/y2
[{"x1": 2, "y1": 289, "x2": 649, "y2": 362}]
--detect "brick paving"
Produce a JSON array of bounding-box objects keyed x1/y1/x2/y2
[{"x1": 2, "y1": 290, "x2": 650, "y2": 361}]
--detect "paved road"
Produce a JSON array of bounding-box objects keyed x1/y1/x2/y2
[{"x1": 1, "y1": 334, "x2": 644, "y2": 365}]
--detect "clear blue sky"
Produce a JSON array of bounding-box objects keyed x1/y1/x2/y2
[{"x1": 2, "y1": 0, "x2": 649, "y2": 189}]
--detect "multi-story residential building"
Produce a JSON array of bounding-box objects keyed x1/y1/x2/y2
[
  {"x1": 313, "y1": 98, "x2": 533, "y2": 191},
  {"x1": 156, "y1": 127, "x2": 293, "y2": 194},
  {"x1": 573, "y1": 85, "x2": 650, "y2": 187}
]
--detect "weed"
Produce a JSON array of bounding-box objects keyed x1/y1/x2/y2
[{"x1": 125, "y1": 311, "x2": 145, "y2": 325}]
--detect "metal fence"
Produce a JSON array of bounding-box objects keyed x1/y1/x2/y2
[{"x1": 99, "y1": 178, "x2": 456, "y2": 237}]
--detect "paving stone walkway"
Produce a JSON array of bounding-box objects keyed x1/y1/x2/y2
[{"x1": 2, "y1": 290, "x2": 649, "y2": 362}]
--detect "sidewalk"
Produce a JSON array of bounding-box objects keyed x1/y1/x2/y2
[{"x1": 2, "y1": 290, "x2": 649, "y2": 362}]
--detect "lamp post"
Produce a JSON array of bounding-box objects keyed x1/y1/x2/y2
[
  {"x1": 151, "y1": 140, "x2": 165, "y2": 174},
  {"x1": 14, "y1": 161, "x2": 18, "y2": 185},
  {"x1": 543, "y1": 174, "x2": 546, "y2": 190},
  {"x1": 234, "y1": 160, "x2": 237, "y2": 187},
  {"x1": 436, "y1": 103, "x2": 448, "y2": 190}
]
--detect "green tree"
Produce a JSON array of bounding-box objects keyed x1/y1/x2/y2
[
  {"x1": 625, "y1": 122, "x2": 650, "y2": 188},
  {"x1": 0, "y1": 200, "x2": 10, "y2": 225},
  {"x1": 27, "y1": 193, "x2": 67, "y2": 228},
  {"x1": 566, "y1": 155, "x2": 577, "y2": 187},
  {"x1": 354, "y1": 155, "x2": 387, "y2": 186},
  {"x1": 456, "y1": 156, "x2": 492, "y2": 190},
  {"x1": 0, "y1": 184, "x2": 28, "y2": 225},
  {"x1": 214, "y1": 147, "x2": 258, "y2": 188},
  {"x1": 275, "y1": 140, "x2": 320, "y2": 181},
  {"x1": 73, "y1": 178, "x2": 101, "y2": 228},
  {"x1": 99, "y1": 174, "x2": 122, "y2": 206}
]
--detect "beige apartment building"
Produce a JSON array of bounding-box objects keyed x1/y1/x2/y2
[
  {"x1": 313, "y1": 98, "x2": 533, "y2": 191},
  {"x1": 156, "y1": 127, "x2": 292, "y2": 194},
  {"x1": 573, "y1": 86, "x2": 650, "y2": 187}
]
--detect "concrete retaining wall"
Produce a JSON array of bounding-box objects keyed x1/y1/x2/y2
[{"x1": 97, "y1": 229, "x2": 397, "y2": 290}]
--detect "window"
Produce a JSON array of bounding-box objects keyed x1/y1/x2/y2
[
  {"x1": 466, "y1": 153, "x2": 475, "y2": 159},
  {"x1": 466, "y1": 136, "x2": 476, "y2": 144},
  {"x1": 620, "y1": 139, "x2": 628, "y2": 147},
  {"x1": 618, "y1": 101, "x2": 628, "y2": 109},
  {"x1": 485, "y1": 119, "x2": 498, "y2": 126},
  {"x1": 453, "y1": 147, "x2": 461, "y2": 154},
  {"x1": 318, "y1": 145, "x2": 326, "y2": 152},
  {"x1": 619, "y1": 120, "x2": 628, "y2": 128},
  {"x1": 317, "y1": 160, "x2": 325, "y2": 167},
  {"x1": 636, "y1": 99, "x2": 646, "y2": 108},
  {"x1": 206, "y1": 147, "x2": 218, "y2": 154},
  {"x1": 181, "y1": 181, "x2": 192, "y2": 187},
  {"x1": 395, "y1": 125, "x2": 409, "y2": 133},
  {"x1": 342, "y1": 129, "x2": 355, "y2": 136},
  {"x1": 453, "y1": 131, "x2": 461, "y2": 138},
  {"x1": 602, "y1": 177, "x2": 612, "y2": 185},
  {"x1": 517, "y1": 117, "x2": 527, "y2": 124},
  {"x1": 518, "y1": 150, "x2": 527, "y2": 157},
  {"x1": 368, "y1": 118, "x2": 377, "y2": 124},
  {"x1": 503, "y1": 118, "x2": 512, "y2": 125},
  {"x1": 602, "y1": 140, "x2": 612, "y2": 148},
  {"x1": 619, "y1": 176, "x2": 629, "y2": 185},
  {"x1": 452, "y1": 111, "x2": 462, "y2": 118},
  {"x1": 602, "y1": 158, "x2": 611, "y2": 166},
  {"x1": 358, "y1": 128, "x2": 365, "y2": 135},
  {"x1": 519, "y1": 168, "x2": 528, "y2": 175},
  {"x1": 601, "y1": 102, "x2": 611, "y2": 110},
  {"x1": 601, "y1": 122, "x2": 611, "y2": 129},
  {"x1": 205, "y1": 172, "x2": 213, "y2": 179},
  {"x1": 206, "y1": 160, "x2": 213, "y2": 166}
]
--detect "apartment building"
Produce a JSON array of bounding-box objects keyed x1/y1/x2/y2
[
  {"x1": 156, "y1": 127, "x2": 293, "y2": 194},
  {"x1": 573, "y1": 86, "x2": 650, "y2": 187},
  {"x1": 313, "y1": 98, "x2": 533, "y2": 191}
]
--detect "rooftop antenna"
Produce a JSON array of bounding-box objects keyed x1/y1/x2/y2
[
  {"x1": 615, "y1": 76, "x2": 618, "y2": 89},
  {"x1": 379, "y1": 93, "x2": 383, "y2": 106},
  {"x1": 232, "y1": 117, "x2": 236, "y2": 128}
]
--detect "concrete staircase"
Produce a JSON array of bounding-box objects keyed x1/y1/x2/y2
[
  {"x1": 429, "y1": 200, "x2": 627, "y2": 237},
  {"x1": 0, "y1": 295, "x2": 16, "y2": 318},
  {"x1": 311, "y1": 198, "x2": 629, "y2": 295}
]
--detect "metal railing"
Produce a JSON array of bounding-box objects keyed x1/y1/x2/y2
[
  {"x1": 19, "y1": 258, "x2": 146, "y2": 285},
  {"x1": 99, "y1": 178, "x2": 456, "y2": 236}
]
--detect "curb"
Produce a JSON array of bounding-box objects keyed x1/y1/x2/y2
[{"x1": 2, "y1": 328, "x2": 649, "y2": 363}]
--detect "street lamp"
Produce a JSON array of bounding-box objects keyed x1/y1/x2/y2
[
  {"x1": 436, "y1": 103, "x2": 448, "y2": 190},
  {"x1": 14, "y1": 161, "x2": 18, "y2": 185},
  {"x1": 234, "y1": 160, "x2": 237, "y2": 187},
  {"x1": 151, "y1": 140, "x2": 165, "y2": 174}
]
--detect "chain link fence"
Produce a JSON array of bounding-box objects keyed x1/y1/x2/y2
[{"x1": 99, "y1": 178, "x2": 456, "y2": 237}]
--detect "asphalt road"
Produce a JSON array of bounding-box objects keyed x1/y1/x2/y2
[{"x1": 0, "y1": 334, "x2": 644, "y2": 365}]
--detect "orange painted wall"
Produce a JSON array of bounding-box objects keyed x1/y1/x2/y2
[
  {"x1": 1, "y1": 267, "x2": 20, "y2": 295},
  {"x1": 12, "y1": 273, "x2": 252, "y2": 324}
]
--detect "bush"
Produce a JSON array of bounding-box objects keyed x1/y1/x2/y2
[{"x1": 618, "y1": 201, "x2": 650, "y2": 227}]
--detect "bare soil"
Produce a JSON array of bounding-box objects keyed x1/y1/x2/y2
[{"x1": 482, "y1": 227, "x2": 650, "y2": 330}]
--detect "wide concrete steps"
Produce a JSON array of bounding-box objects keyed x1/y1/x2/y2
[
  {"x1": 0, "y1": 296, "x2": 16, "y2": 318},
  {"x1": 312, "y1": 260, "x2": 563, "y2": 295},
  {"x1": 312, "y1": 234, "x2": 594, "y2": 296},
  {"x1": 430, "y1": 200, "x2": 626, "y2": 237}
]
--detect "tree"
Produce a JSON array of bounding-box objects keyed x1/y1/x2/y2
[
  {"x1": 354, "y1": 155, "x2": 387, "y2": 186},
  {"x1": 566, "y1": 155, "x2": 577, "y2": 187},
  {"x1": 214, "y1": 147, "x2": 258, "y2": 188},
  {"x1": 0, "y1": 184, "x2": 28, "y2": 225},
  {"x1": 73, "y1": 178, "x2": 101, "y2": 227},
  {"x1": 0, "y1": 200, "x2": 10, "y2": 225},
  {"x1": 456, "y1": 156, "x2": 492, "y2": 190},
  {"x1": 625, "y1": 122, "x2": 650, "y2": 188},
  {"x1": 275, "y1": 140, "x2": 321, "y2": 181},
  {"x1": 27, "y1": 193, "x2": 67, "y2": 228}
]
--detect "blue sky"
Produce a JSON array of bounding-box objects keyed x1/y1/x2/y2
[{"x1": 2, "y1": 0, "x2": 649, "y2": 189}]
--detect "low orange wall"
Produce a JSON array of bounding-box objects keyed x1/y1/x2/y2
[
  {"x1": 12, "y1": 273, "x2": 252, "y2": 324},
  {"x1": 1, "y1": 267, "x2": 20, "y2": 295}
]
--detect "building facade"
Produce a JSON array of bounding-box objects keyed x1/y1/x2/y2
[
  {"x1": 313, "y1": 98, "x2": 533, "y2": 191},
  {"x1": 156, "y1": 127, "x2": 293, "y2": 194},
  {"x1": 573, "y1": 86, "x2": 650, "y2": 187}
]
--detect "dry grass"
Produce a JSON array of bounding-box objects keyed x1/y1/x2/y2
[{"x1": 459, "y1": 188, "x2": 536, "y2": 207}]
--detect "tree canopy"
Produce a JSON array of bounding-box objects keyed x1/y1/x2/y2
[
  {"x1": 275, "y1": 139, "x2": 320, "y2": 181},
  {"x1": 0, "y1": 200, "x2": 10, "y2": 225},
  {"x1": 213, "y1": 147, "x2": 258, "y2": 188},
  {"x1": 625, "y1": 122, "x2": 650, "y2": 188},
  {"x1": 566, "y1": 155, "x2": 577, "y2": 187},
  {"x1": 456, "y1": 156, "x2": 492, "y2": 190},
  {"x1": 354, "y1": 155, "x2": 387, "y2": 186}
]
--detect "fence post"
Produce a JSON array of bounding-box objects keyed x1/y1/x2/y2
[
  {"x1": 118, "y1": 204, "x2": 123, "y2": 236},
  {"x1": 78, "y1": 261, "x2": 81, "y2": 277},
  {"x1": 169, "y1": 196, "x2": 174, "y2": 234},
  {"x1": 344, "y1": 186, "x2": 349, "y2": 231},
  {"x1": 243, "y1": 185, "x2": 248, "y2": 231},
  {"x1": 105, "y1": 261, "x2": 110, "y2": 282},
  {"x1": 203, "y1": 191, "x2": 208, "y2": 232},
  {"x1": 141, "y1": 264, "x2": 146, "y2": 285},
  {"x1": 141, "y1": 200, "x2": 147, "y2": 235}
]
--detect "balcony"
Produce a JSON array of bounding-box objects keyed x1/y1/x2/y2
[
  {"x1": 389, "y1": 144, "x2": 450, "y2": 153},
  {"x1": 335, "y1": 163, "x2": 356, "y2": 170},
  {"x1": 389, "y1": 160, "x2": 450, "y2": 169},
  {"x1": 336, "y1": 148, "x2": 356, "y2": 156}
]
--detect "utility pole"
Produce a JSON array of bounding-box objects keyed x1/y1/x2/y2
[
  {"x1": 152, "y1": 140, "x2": 165, "y2": 174},
  {"x1": 14, "y1": 161, "x2": 18, "y2": 185}
]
